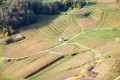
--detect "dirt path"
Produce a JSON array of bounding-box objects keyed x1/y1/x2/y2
[
  {"x1": 32, "y1": 51, "x2": 94, "y2": 80},
  {"x1": 0, "y1": 0, "x2": 120, "y2": 80}
]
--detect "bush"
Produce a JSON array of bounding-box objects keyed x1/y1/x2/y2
[
  {"x1": 0, "y1": 0, "x2": 3, "y2": 5},
  {"x1": 0, "y1": 0, "x2": 86, "y2": 35}
]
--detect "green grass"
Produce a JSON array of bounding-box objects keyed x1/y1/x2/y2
[
  {"x1": 0, "y1": 63, "x2": 5, "y2": 69},
  {"x1": 1, "y1": 78, "x2": 16, "y2": 80},
  {"x1": 0, "y1": 58, "x2": 5, "y2": 69},
  {"x1": 0, "y1": 1, "x2": 120, "y2": 80},
  {"x1": 71, "y1": 29, "x2": 120, "y2": 43},
  {"x1": 0, "y1": 78, "x2": 23, "y2": 80}
]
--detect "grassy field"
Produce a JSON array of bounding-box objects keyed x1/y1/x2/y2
[
  {"x1": 0, "y1": 0, "x2": 120, "y2": 80},
  {"x1": 0, "y1": 58, "x2": 5, "y2": 69},
  {"x1": 70, "y1": 29, "x2": 120, "y2": 43}
]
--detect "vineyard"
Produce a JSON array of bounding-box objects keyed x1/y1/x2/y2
[{"x1": 0, "y1": 0, "x2": 120, "y2": 80}]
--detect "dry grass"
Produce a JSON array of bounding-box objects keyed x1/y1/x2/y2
[
  {"x1": 1, "y1": 52, "x2": 62, "y2": 78},
  {"x1": 0, "y1": 0, "x2": 120, "y2": 80}
]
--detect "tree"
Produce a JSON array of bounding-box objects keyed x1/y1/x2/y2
[
  {"x1": 28, "y1": 0, "x2": 43, "y2": 14},
  {"x1": 0, "y1": 0, "x2": 3, "y2": 5},
  {"x1": 0, "y1": 0, "x2": 84, "y2": 36},
  {"x1": 25, "y1": 10, "x2": 36, "y2": 25}
]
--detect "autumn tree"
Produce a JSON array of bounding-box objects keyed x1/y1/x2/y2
[{"x1": 0, "y1": 0, "x2": 85, "y2": 36}]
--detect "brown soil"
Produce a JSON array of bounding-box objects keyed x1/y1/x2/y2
[{"x1": 0, "y1": 53, "x2": 62, "y2": 79}]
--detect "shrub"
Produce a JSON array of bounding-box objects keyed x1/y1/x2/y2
[
  {"x1": 0, "y1": 0, "x2": 3, "y2": 5},
  {"x1": 0, "y1": 0, "x2": 86, "y2": 35}
]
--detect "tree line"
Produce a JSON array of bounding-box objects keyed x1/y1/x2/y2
[{"x1": 0, "y1": 0, "x2": 85, "y2": 37}]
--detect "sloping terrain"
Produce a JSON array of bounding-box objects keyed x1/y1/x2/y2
[{"x1": 0, "y1": 0, "x2": 120, "y2": 80}]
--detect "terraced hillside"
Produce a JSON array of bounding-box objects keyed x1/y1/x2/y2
[{"x1": 0, "y1": 0, "x2": 120, "y2": 80}]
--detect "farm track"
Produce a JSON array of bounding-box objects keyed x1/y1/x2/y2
[
  {"x1": 34, "y1": 42, "x2": 119, "y2": 79},
  {"x1": 4, "y1": 28, "x2": 113, "y2": 59},
  {"x1": 0, "y1": 0, "x2": 120, "y2": 80},
  {"x1": 31, "y1": 51, "x2": 94, "y2": 80},
  {"x1": 37, "y1": 16, "x2": 74, "y2": 44},
  {"x1": 30, "y1": 1, "x2": 120, "y2": 80},
  {"x1": 26, "y1": 27, "x2": 114, "y2": 79},
  {"x1": 0, "y1": 0, "x2": 87, "y2": 59},
  {"x1": 83, "y1": 40, "x2": 120, "y2": 56},
  {"x1": 0, "y1": 15, "x2": 75, "y2": 58}
]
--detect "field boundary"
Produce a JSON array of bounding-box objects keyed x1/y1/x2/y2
[
  {"x1": 1, "y1": 27, "x2": 113, "y2": 60},
  {"x1": 0, "y1": 0, "x2": 116, "y2": 60}
]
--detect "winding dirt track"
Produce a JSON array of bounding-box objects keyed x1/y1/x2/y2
[
  {"x1": 0, "y1": 0, "x2": 89, "y2": 60},
  {"x1": 0, "y1": 0, "x2": 120, "y2": 80}
]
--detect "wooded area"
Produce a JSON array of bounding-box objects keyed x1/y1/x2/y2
[{"x1": 0, "y1": 0, "x2": 85, "y2": 37}]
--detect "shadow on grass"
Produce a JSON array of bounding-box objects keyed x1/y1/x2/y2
[
  {"x1": 87, "y1": 2, "x2": 97, "y2": 6},
  {"x1": 19, "y1": 14, "x2": 60, "y2": 31}
]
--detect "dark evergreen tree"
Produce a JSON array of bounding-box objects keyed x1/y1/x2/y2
[{"x1": 0, "y1": 0, "x2": 85, "y2": 35}]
